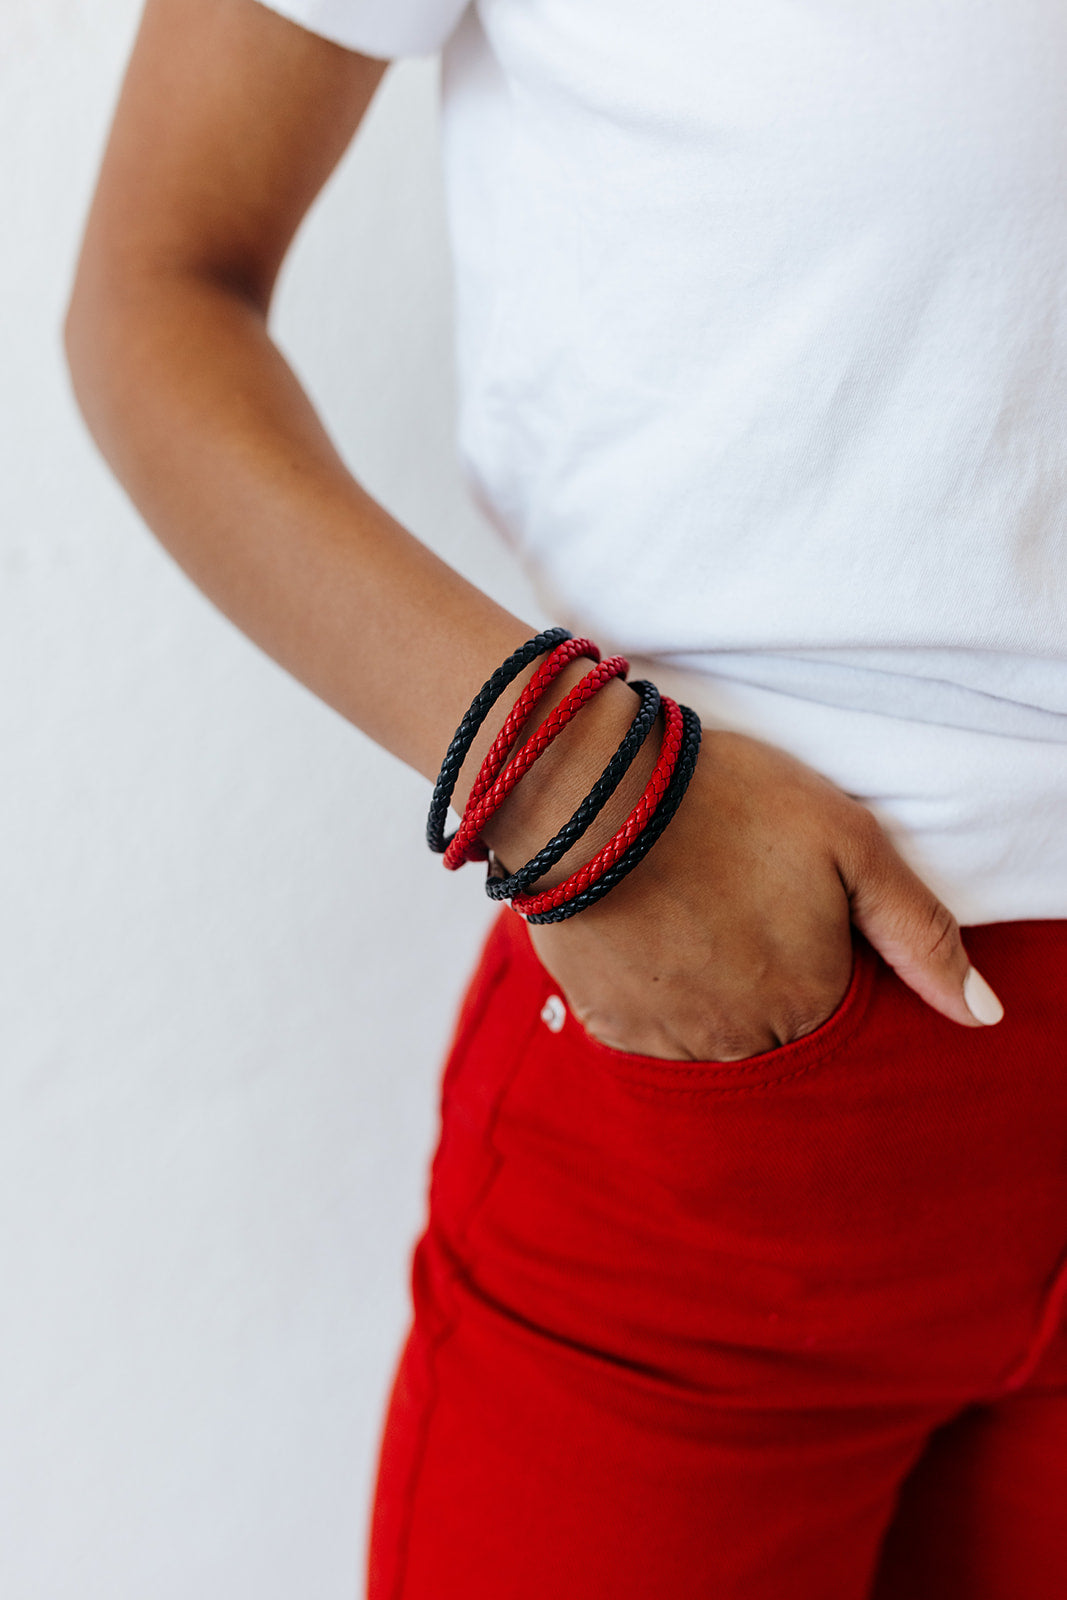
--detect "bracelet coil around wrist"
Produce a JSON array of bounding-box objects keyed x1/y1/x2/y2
[
  {"x1": 484, "y1": 678, "x2": 661, "y2": 901},
  {"x1": 442, "y1": 638, "x2": 601, "y2": 870},
  {"x1": 460, "y1": 637, "x2": 600, "y2": 818},
  {"x1": 426, "y1": 627, "x2": 571, "y2": 855},
  {"x1": 444, "y1": 653, "x2": 630, "y2": 870},
  {"x1": 509, "y1": 695, "x2": 685, "y2": 915},
  {"x1": 506, "y1": 702, "x2": 702, "y2": 924}
]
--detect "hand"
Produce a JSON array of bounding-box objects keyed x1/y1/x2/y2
[{"x1": 526, "y1": 728, "x2": 1004, "y2": 1061}]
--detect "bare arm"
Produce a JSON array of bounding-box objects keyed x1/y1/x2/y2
[
  {"x1": 65, "y1": 0, "x2": 1001, "y2": 1057},
  {"x1": 63, "y1": 0, "x2": 645, "y2": 854}
]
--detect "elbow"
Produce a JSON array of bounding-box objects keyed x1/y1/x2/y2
[
  {"x1": 62, "y1": 251, "x2": 164, "y2": 449},
  {"x1": 60, "y1": 252, "x2": 175, "y2": 480},
  {"x1": 62, "y1": 241, "x2": 159, "y2": 428},
  {"x1": 62, "y1": 291, "x2": 89, "y2": 412},
  {"x1": 62, "y1": 259, "x2": 112, "y2": 432}
]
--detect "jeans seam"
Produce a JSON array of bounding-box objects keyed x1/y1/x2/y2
[{"x1": 387, "y1": 1001, "x2": 544, "y2": 1600}]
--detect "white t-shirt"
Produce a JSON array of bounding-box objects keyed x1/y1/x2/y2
[{"x1": 257, "y1": 0, "x2": 1067, "y2": 925}]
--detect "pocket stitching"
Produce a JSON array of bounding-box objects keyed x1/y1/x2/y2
[{"x1": 561, "y1": 938, "x2": 878, "y2": 1095}]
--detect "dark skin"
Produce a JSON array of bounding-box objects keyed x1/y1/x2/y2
[{"x1": 64, "y1": 0, "x2": 1002, "y2": 1060}]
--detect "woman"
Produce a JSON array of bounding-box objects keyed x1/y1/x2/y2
[{"x1": 64, "y1": 1, "x2": 1067, "y2": 1594}]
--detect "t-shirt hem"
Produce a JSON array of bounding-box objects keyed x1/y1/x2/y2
[{"x1": 250, "y1": 0, "x2": 464, "y2": 59}]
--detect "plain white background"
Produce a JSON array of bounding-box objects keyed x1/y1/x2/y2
[{"x1": 1, "y1": 4, "x2": 543, "y2": 1594}]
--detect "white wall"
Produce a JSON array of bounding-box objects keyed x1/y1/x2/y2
[{"x1": 0, "y1": 6, "x2": 542, "y2": 1596}]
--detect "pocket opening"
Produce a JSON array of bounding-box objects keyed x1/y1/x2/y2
[{"x1": 552, "y1": 932, "x2": 878, "y2": 1094}]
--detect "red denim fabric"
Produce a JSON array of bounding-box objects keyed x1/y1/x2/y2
[{"x1": 368, "y1": 907, "x2": 1067, "y2": 1599}]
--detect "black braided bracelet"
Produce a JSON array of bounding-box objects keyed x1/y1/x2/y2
[
  {"x1": 426, "y1": 627, "x2": 572, "y2": 854},
  {"x1": 484, "y1": 678, "x2": 662, "y2": 901},
  {"x1": 507, "y1": 703, "x2": 702, "y2": 924}
]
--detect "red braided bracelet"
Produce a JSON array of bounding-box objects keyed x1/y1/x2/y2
[
  {"x1": 509, "y1": 695, "x2": 684, "y2": 915},
  {"x1": 443, "y1": 653, "x2": 630, "y2": 870},
  {"x1": 460, "y1": 637, "x2": 601, "y2": 816}
]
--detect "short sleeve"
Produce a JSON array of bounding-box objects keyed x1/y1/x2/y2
[{"x1": 251, "y1": 0, "x2": 472, "y2": 59}]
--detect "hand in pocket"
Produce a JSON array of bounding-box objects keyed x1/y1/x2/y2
[{"x1": 529, "y1": 730, "x2": 1002, "y2": 1062}]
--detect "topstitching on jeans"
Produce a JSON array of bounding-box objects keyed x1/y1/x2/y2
[{"x1": 556, "y1": 937, "x2": 878, "y2": 1095}]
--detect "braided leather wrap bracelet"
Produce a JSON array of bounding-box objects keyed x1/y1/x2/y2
[
  {"x1": 443, "y1": 654, "x2": 630, "y2": 870},
  {"x1": 426, "y1": 627, "x2": 571, "y2": 854},
  {"x1": 484, "y1": 677, "x2": 662, "y2": 901},
  {"x1": 456, "y1": 637, "x2": 600, "y2": 820},
  {"x1": 509, "y1": 695, "x2": 684, "y2": 915},
  {"x1": 505, "y1": 702, "x2": 702, "y2": 925}
]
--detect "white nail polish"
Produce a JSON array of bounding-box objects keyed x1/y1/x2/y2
[{"x1": 963, "y1": 967, "x2": 1004, "y2": 1025}]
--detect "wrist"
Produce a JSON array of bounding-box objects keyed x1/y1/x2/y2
[{"x1": 476, "y1": 669, "x2": 662, "y2": 892}]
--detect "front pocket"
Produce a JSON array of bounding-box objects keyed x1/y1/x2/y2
[{"x1": 553, "y1": 931, "x2": 878, "y2": 1095}]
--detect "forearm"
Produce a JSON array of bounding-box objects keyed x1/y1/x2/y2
[
  {"x1": 65, "y1": 265, "x2": 527, "y2": 775},
  {"x1": 63, "y1": 266, "x2": 653, "y2": 866}
]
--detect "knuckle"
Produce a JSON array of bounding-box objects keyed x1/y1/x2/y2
[
  {"x1": 574, "y1": 1002, "x2": 664, "y2": 1057},
  {"x1": 917, "y1": 899, "x2": 961, "y2": 965},
  {"x1": 840, "y1": 804, "x2": 888, "y2": 879},
  {"x1": 572, "y1": 1002, "x2": 615, "y2": 1041},
  {"x1": 779, "y1": 993, "x2": 837, "y2": 1042},
  {"x1": 695, "y1": 1012, "x2": 770, "y2": 1063},
  {"x1": 888, "y1": 897, "x2": 962, "y2": 970},
  {"x1": 700, "y1": 1027, "x2": 752, "y2": 1062},
  {"x1": 847, "y1": 799, "x2": 882, "y2": 837}
]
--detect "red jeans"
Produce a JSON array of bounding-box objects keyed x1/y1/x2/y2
[{"x1": 368, "y1": 908, "x2": 1067, "y2": 1599}]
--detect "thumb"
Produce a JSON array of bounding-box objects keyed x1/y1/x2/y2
[{"x1": 839, "y1": 817, "x2": 1004, "y2": 1029}]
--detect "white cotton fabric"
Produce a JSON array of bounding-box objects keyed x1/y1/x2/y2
[
  {"x1": 252, "y1": 0, "x2": 470, "y2": 57},
  {"x1": 258, "y1": 0, "x2": 1067, "y2": 924}
]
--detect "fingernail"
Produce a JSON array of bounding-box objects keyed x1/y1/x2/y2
[{"x1": 963, "y1": 967, "x2": 1004, "y2": 1025}]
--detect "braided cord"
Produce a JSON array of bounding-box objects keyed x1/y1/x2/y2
[
  {"x1": 426, "y1": 627, "x2": 571, "y2": 854},
  {"x1": 444, "y1": 654, "x2": 630, "y2": 870},
  {"x1": 510, "y1": 695, "x2": 683, "y2": 915},
  {"x1": 510, "y1": 703, "x2": 702, "y2": 924},
  {"x1": 485, "y1": 678, "x2": 661, "y2": 901},
  {"x1": 461, "y1": 638, "x2": 600, "y2": 814}
]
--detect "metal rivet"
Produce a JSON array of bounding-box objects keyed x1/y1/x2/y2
[{"x1": 540, "y1": 994, "x2": 566, "y2": 1033}]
